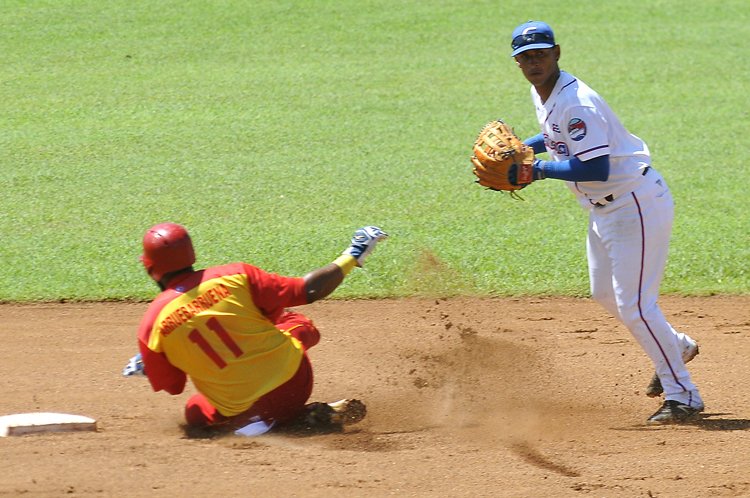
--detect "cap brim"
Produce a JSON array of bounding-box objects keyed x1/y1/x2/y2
[{"x1": 511, "y1": 43, "x2": 554, "y2": 57}]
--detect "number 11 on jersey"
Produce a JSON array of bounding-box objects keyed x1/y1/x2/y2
[{"x1": 187, "y1": 317, "x2": 243, "y2": 369}]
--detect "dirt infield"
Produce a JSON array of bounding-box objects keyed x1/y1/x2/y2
[{"x1": 1, "y1": 296, "x2": 749, "y2": 497}]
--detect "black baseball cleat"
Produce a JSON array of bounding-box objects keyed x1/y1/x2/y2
[
  {"x1": 327, "y1": 399, "x2": 367, "y2": 425},
  {"x1": 645, "y1": 344, "x2": 699, "y2": 398},
  {"x1": 302, "y1": 399, "x2": 367, "y2": 428},
  {"x1": 646, "y1": 400, "x2": 704, "y2": 425}
]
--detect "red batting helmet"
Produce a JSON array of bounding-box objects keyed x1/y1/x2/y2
[{"x1": 139, "y1": 223, "x2": 196, "y2": 282}]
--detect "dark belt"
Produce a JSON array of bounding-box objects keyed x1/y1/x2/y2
[{"x1": 595, "y1": 166, "x2": 651, "y2": 207}]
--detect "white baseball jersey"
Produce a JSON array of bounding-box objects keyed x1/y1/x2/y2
[{"x1": 531, "y1": 71, "x2": 651, "y2": 210}]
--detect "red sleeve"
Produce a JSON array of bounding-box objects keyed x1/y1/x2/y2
[
  {"x1": 241, "y1": 263, "x2": 307, "y2": 323},
  {"x1": 139, "y1": 339, "x2": 187, "y2": 395},
  {"x1": 138, "y1": 298, "x2": 187, "y2": 395}
]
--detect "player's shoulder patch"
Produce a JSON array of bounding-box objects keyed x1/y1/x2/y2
[{"x1": 568, "y1": 118, "x2": 587, "y2": 142}]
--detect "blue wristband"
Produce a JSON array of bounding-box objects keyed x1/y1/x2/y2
[{"x1": 533, "y1": 159, "x2": 546, "y2": 180}]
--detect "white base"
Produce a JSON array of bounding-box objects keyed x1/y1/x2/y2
[
  {"x1": 234, "y1": 419, "x2": 275, "y2": 437},
  {"x1": 0, "y1": 412, "x2": 97, "y2": 437}
]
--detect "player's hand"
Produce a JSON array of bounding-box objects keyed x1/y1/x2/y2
[
  {"x1": 342, "y1": 226, "x2": 388, "y2": 267},
  {"x1": 122, "y1": 352, "x2": 146, "y2": 376}
]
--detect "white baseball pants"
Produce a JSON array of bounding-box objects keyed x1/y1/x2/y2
[{"x1": 587, "y1": 169, "x2": 702, "y2": 408}]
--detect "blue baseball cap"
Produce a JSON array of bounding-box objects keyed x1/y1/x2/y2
[{"x1": 510, "y1": 21, "x2": 556, "y2": 57}]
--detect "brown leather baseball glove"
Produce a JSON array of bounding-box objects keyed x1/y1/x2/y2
[{"x1": 471, "y1": 120, "x2": 535, "y2": 191}]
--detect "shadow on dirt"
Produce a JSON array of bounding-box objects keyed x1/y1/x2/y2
[
  {"x1": 612, "y1": 413, "x2": 750, "y2": 432},
  {"x1": 509, "y1": 441, "x2": 580, "y2": 477},
  {"x1": 690, "y1": 414, "x2": 750, "y2": 431}
]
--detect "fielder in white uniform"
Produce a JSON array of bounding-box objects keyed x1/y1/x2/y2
[{"x1": 510, "y1": 21, "x2": 703, "y2": 424}]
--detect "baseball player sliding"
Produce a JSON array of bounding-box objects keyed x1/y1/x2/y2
[
  {"x1": 124, "y1": 223, "x2": 387, "y2": 434},
  {"x1": 473, "y1": 21, "x2": 702, "y2": 424}
]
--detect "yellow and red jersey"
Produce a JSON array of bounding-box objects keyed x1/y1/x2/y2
[{"x1": 137, "y1": 263, "x2": 308, "y2": 417}]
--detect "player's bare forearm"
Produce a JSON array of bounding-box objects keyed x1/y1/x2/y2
[{"x1": 304, "y1": 264, "x2": 345, "y2": 303}]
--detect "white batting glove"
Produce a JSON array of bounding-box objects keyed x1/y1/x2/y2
[
  {"x1": 342, "y1": 226, "x2": 388, "y2": 267},
  {"x1": 122, "y1": 352, "x2": 146, "y2": 376}
]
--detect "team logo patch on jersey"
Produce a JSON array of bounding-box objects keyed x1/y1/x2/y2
[{"x1": 568, "y1": 118, "x2": 587, "y2": 142}]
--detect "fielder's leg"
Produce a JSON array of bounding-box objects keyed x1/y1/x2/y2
[{"x1": 587, "y1": 175, "x2": 702, "y2": 423}]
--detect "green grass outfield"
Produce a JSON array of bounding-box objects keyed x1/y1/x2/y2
[{"x1": 2, "y1": 0, "x2": 749, "y2": 301}]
